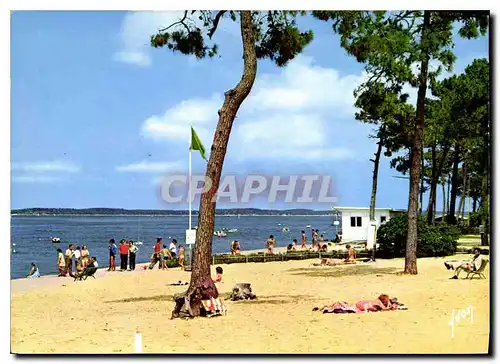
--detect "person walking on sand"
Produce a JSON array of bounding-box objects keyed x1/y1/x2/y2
[
  {"x1": 266, "y1": 235, "x2": 276, "y2": 254},
  {"x1": 108, "y1": 239, "x2": 117, "y2": 271},
  {"x1": 65, "y1": 244, "x2": 75, "y2": 278},
  {"x1": 161, "y1": 244, "x2": 170, "y2": 269},
  {"x1": 301, "y1": 231, "x2": 307, "y2": 250},
  {"x1": 128, "y1": 241, "x2": 138, "y2": 271},
  {"x1": 119, "y1": 239, "x2": 129, "y2": 271}
]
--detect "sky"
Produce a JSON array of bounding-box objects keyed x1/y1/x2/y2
[{"x1": 10, "y1": 11, "x2": 489, "y2": 210}]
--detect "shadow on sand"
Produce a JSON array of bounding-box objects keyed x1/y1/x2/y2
[
  {"x1": 230, "y1": 294, "x2": 316, "y2": 305},
  {"x1": 287, "y1": 264, "x2": 401, "y2": 278},
  {"x1": 105, "y1": 294, "x2": 174, "y2": 304}
]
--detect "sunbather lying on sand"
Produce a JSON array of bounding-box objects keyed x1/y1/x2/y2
[
  {"x1": 313, "y1": 295, "x2": 407, "y2": 314},
  {"x1": 313, "y1": 257, "x2": 357, "y2": 266}
]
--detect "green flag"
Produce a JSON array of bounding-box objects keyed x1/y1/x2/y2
[{"x1": 190, "y1": 126, "x2": 207, "y2": 161}]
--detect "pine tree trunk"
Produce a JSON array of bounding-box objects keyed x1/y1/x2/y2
[
  {"x1": 174, "y1": 11, "x2": 257, "y2": 316},
  {"x1": 457, "y1": 162, "x2": 467, "y2": 224},
  {"x1": 480, "y1": 100, "x2": 490, "y2": 246},
  {"x1": 447, "y1": 144, "x2": 460, "y2": 225},
  {"x1": 426, "y1": 143, "x2": 449, "y2": 225},
  {"x1": 442, "y1": 181, "x2": 446, "y2": 223},
  {"x1": 405, "y1": 10, "x2": 431, "y2": 275},
  {"x1": 369, "y1": 135, "x2": 383, "y2": 261},
  {"x1": 425, "y1": 142, "x2": 437, "y2": 224},
  {"x1": 472, "y1": 197, "x2": 477, "y2": 213},
  {"x1": 446, "y1": 173, "x2": 451, "y2": 216}
]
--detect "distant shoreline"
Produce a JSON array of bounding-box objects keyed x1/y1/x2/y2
[{"x1": 11, "y1": 213, "x2": 334, "y2": 217}]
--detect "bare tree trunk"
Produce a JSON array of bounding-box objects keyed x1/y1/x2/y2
[
  {"x1": 472, "y1": 197, "x2": 477, "y2": 213},
  {"x1": 174, "y1": 11, "x2": 257, "y2": 317},
  {"x1": 480, "y1": 102, "x2": 490, "y2": 246},
  {"x1": 447, "y1": 144, "x2": 460, "y2": 225},
  {"x1": 405, "y1": 10, "x2": 430, "y2": 275},
  {"x1": 369, "y1": 135, "x2": 383, "y2": 261},
  {"x1": 419, "y1": 144, "x2": 425, "y2": 214},
  {"x1": 446, "y1": 173, "x2": 451, "y2": 217},
  {"x1": 457, "y1": 162, "x2": 467, "y2": 224}
]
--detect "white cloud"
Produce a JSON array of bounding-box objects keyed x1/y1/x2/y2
[
  {"x1": 115, "y1": 160, "x2": 182, "y2": 173},
  {"x1": 11, "y1": 161, "x2": 81, "y2": 173},
  {"x1": 114, "y1": 11, "x2": 187, "y2": 67},
  {"x1": 141, "y1": 94, "x2": 221, "y2": 144},
  {"x1": 12, "y1": 175, "x2": 62, "y2": 184},
  {"x1": 139, "y1": 55, "x2": 368, "y2": 161}
]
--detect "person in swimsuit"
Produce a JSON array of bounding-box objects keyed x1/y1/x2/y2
[
  {"x1": 57, "y1": 248, "x2": 66, "y2": 276},
  {"x1": 346, "y1": 245, "x2": 357, "y2": 262},
  {"x1": 178, "y1": 245, "x2": 185, "y2": 268},
  {"x1": 301, "y1": 231, "x2": 307, "y2": 250},
  {"x1": 81, "y1": 245, "x2": 90, "y2": 268},
  {"x1": 266, "y1": 235, "x2": 276, "y2": 254}
]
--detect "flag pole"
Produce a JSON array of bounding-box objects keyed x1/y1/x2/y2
[{"x1": 188, "y1": 126, "x2": 192, "y2": 230}]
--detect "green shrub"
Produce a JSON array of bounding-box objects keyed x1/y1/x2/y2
[
  {"x1": 165, "y1": 258, "x2": 180, "y2": 268},
  {"x1": 377, "y1": 213, "x2": 459, "y2": 258}
]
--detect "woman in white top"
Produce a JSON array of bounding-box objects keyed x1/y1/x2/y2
[{"x1": 169, "y1": 239, "x2": 178, "y2": 258}]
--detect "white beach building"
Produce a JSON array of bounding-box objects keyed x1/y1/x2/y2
[{"x1": 333, "y1": 206, "x2": 406, "y2": 248}]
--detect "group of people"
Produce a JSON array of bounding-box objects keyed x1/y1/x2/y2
[
  {"x1": 148, "y1": 238, "x2": 185, "y2": 270},
  {"x1": 107, "y1": 239, "x2": 139, "y2": 271},
  {"x1": 56, "y1": 244, "x2": 98, "y2": 278}
]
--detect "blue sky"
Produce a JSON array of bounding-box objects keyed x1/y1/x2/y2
[{"x1": 10, "y1": 11, "x2": 489, "y2": 210}]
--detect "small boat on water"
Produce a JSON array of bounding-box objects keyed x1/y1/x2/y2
[
  {"x1": 282, "y1": 227, "x2": 290, "y2": 233},
  {"x1": 306, "y1": 225, "x2": 311, "y2": 228},
  {"x1": 214, "y1": 231, "x2": 227, "y2": 237},
  {"x1": 227, "y1": 228, "x2": 238, "y2": 233},
  {"x1": 135, "y1": 241, "x2": 143, "y2": 245},
  {"x1": 51, "y1": 237, "x2": 61, "y2": 244}
]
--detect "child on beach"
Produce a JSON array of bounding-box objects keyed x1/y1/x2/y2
[
  {"x1": 178, "y1": 245, "x2": 185, "y2": 268},
  {"x1": 57, "y1": 248, "x2": 66, "y2": 276},
  {"x1": 161, "y1": 244, "x2": 170, "y2": 269},
  {"x1": 213, "y1": 266, "x2": 223, "y2": 283},
  {"x1": 108, "y1": 239, "x2": 117, "y2": 271}
]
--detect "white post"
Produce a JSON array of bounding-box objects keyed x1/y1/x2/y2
[{"x1": 188, "y1": 127, "x2": 192, "y2": 230}]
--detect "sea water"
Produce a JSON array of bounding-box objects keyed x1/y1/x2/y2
[{"x1": 10, "y1": 215, "x2": 341, "y2": 279}]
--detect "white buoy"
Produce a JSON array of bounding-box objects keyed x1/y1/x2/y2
[
  {"x1": 135, "y1": 330, "x2": 142, "y2": 353},
  {"x1": 12, "y1": 243, "x2": 16, "y2": 246},
  {"x1": 12, "y1": 250, "x2": 16, "y2": 253}
]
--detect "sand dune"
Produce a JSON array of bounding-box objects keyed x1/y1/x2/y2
[{"x1": 11, "y1": 256, "x2": 489, "y2": 354}]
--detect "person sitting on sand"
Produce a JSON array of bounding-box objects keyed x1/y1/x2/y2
[
  {"x1": 334, "y1": 232, "x2": 342, "y2": 244},
  {"x1": 266, "y1": 235, "x2": 276, "y2": 254},
  {"x1": 319, "y1": 243, "x2": 328, "y2": 252},
  {"x1": 287, "y1": 240, "x2": 298, "y2": 252},
  {"x1": 27, "y1": 262, "x2": 40, "y2": 278},
  {"x1": 320, "y1": 234, "x2": 325, "y2": 244},
  {"x1": 445, "y1": 247, "x2": 484, "y2": 279},
  {"x1": 301, "y1": 231, "x2": 307, "y2": 250},
  {"x1": 57, "y1": 248, "x2": 66, "y2": 276},
  {"x1": 213, "y1": 266, "x2": 223, "y2": 283},
  {"x1": 178, "y1": 245, "x2": 185, "y2": 268}
]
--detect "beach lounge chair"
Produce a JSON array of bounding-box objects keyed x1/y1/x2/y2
[
  {"x1": 465, "y1": 259, "x2": 489, "y2": 280},
  {"x1": 74, "y1": 267, "x2": 98, "y2": 281}
]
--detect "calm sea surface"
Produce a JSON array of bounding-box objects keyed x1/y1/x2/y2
[{"x1": 10, "y1": 215, "x2": 340, "y2": 279}]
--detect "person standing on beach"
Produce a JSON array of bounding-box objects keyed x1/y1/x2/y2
[
  {"x1": 154, "y1": 238, "x2": 162, "y2": 269},
  {"x1": 119, "y1": 239, "x2": 129, "y2": 271},
  {"x1": 65, "y1": 244, "x2": 75, "y2": 278},
  {"x1": 57, "y1": 248, "x2": 66, "y2": 276},
  {"x1": 169, "y1": 239, "x2": 178, "y2": 259},
  {"x1": 312, "y1": 230, "x2": 319, "y2": 247},
  {"x1": 74, "y1": 246, "x2": 83, "y2": 273},
  {"x1": 128, "y1": 241, "x2": 138, "y2": 271},
  {"x1": 301, "y1": 231, "x2": 307, "y2": 250},
  {"x1": 178, "y1": 245, "x2": 185, "y2": 268},
  {"x1": 108, "y1": 239, "x2": 117, "y2": 271},
  {"x1": 266, "y1": 235, "x2": 276, "y2": 254},
  {"x1": 81, "y1": 245, "x2": 89, "y2": 268}
]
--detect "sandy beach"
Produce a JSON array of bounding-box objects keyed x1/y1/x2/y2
[{"x1": 11, "y1": 255, "x2": 489, "y2": 354}]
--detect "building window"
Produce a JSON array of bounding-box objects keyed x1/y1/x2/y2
[
  {"x1": 381, "y1": 216, "x2": 387, "y2": 223},
  {"x1": 351, "y1": 216, "x2": 362, "y2": 227}
]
